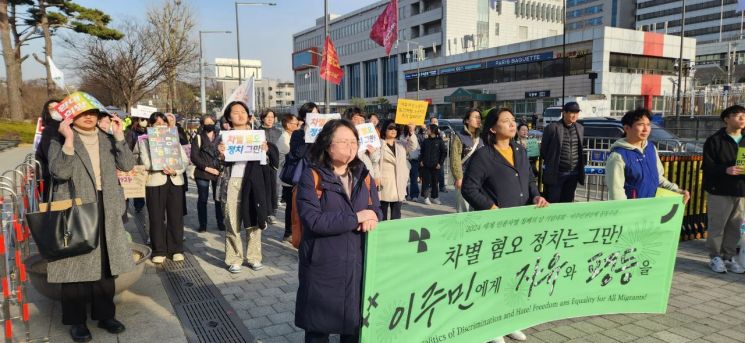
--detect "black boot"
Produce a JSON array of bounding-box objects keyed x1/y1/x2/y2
[
  {"x1": 70, "y1": 324, "x2": 92, "y2": 342},
  {"x1": 98, "y1": 318, "x2": 126, "y2": 334}
]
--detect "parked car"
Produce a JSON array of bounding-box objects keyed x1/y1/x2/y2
[{"x1": 578, "y1": 118, "x2": 703, "y2": 153}]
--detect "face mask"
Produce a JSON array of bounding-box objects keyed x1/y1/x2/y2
[
  {"x1": 50, "y1": 109, "x2": 62, "y2": 121},
  {"x1": 203, "y1": 124, "x2": 215, "y2": 132}
]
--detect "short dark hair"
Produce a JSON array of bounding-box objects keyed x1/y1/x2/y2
[
  {"x1": 149, "y1": 111, "x2": 168, "y2": 125},
  {"x1": 720, "y1": 105, "x2": 745, "y2": 121},
  {"x1": 428, "y1": 124, "x2": 440, "y2": 136},
  {"x1": 260, "y1": 109, "x2": 275, "y2": 123},
  {"x1": 481, "y1": 108, "x2": 514, "y2": 147},
  {"x1": 378, "y1": 119, "x2": 398, "y2": 139},
  {"x1": 343, "y1": 107, "x2": 366, "y2": 121},
  {"x1": 223, "y1": 101, "x2": 251, "y2": 128},
  {"x1": 281, "y1": 113, "x2": 299, "y2": 130},
  {"x1": 369, "y1": 113, "x2": 380, "y2": 120},
  {"x1": 308, "y1": 119, "x2": 362, "y2": 171},
  {"x1": 298, "y1": 102, "x2": 318, "y2": 122},
  {"x1": 621, "y1": 108, "x2": 652, "y2": 127}
]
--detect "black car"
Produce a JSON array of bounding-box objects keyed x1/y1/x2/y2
[{"x1": 579, "y1": 118, "x2": 703, "y2": 153}]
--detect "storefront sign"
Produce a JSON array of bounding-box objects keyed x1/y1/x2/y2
[{"x1": 525, "y1": 90, "x2": 551, "y2": 98}]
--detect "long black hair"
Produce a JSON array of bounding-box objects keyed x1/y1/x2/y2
[
  {"x1": 298, "y1": 102, "x2": 318, "y2": 123},
  {"x1": 40, "y1": 99, "x2": 62, "y2": 126},
  {"x1": 308, "y1": 119, "x2": 363, "y2": 172},
  {"x1": 481, "y1": 107, "x2": 515, "y2": 147}
]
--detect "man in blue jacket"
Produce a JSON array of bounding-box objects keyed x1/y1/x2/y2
[{"x1": 703, "y1": 105, "x2": 745, "y2": 274}]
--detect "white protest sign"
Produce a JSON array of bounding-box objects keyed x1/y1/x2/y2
[
  {"x1": 304, "y1": 113, "x2": 341, "y2": 143},
  {"x1": 131, "y1": 105, "x2": 158, "y2": 119},
  {"x1": 220, "y1": 130, "x2": 266, "y2": 162},
  {"x1": 356, "y1": 123, "x2": 381, "y2": 153}
]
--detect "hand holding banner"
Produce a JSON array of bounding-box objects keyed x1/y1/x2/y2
[
  {"x1": 304, "y1": 113, "x2": 342, "y2": 143},
  {"x1": 220, "y1": 130, "x2": 267, "y2": 162},
  {"x1": 395, "y1": 99, "x2": 429, "y2": 125}
]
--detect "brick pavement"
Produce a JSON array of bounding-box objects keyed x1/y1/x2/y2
[{"x1": 178, "y1": 184, "x2": 745, "y2": 343}]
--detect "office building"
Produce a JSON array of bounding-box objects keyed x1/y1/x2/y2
[{"x1": 566, "y1": 0, "x2": 636, "y2": 31}]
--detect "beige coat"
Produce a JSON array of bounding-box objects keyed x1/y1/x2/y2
[{"x1": 379, "y1": 140, "x2": 413, "y2": 202}]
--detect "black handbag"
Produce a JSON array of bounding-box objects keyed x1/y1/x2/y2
[{"x1": 26, "y1": 178, "x2": 100, "y2": 261}]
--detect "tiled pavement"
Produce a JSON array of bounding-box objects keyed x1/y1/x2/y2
[{"x1": 175, "y1": 184, "x2": 745, "y2": 343}]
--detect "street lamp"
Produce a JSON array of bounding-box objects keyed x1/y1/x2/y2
[
  {"x1": 234, "y1": 2, "x2": 276, "y2": 85},
  {"x1": 199, "y1": 30, "x2": 231, "y2": 115}
]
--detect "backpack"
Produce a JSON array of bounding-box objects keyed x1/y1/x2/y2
[{"x1": 290, "y1": 169, "x2": 372, "y2": 249}]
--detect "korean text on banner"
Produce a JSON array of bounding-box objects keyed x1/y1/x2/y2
[
  {"x1": 304, "y1": 113, "x2": 341, "y2": 143},
  {"x1": 361, "y1": 197, "x2": 684, "y2": 343},
  {"x1": 131, "y1": 105, "x2": 158, "y2": 119},
  {"x1": 369, "y1": 0, "x2": 398, "y2": 55},
  {"x1": 220, "y1": 130, "x2": 267, "y2": 162},
  {"x1": 146, "y1": 127, "x2": 183, "y2": 171},
  {"x1": 356, "y1": 123, "x2": 381, "y2": 153},
  {"x1": 54, "y1": 91, "x2": 108, "y2": 120},
  {"x1": 117, "y1": 165, "x2": 148, "y2": 199},
  {"x1": 395, "y1": 99, "x2": 429, "y2": 125}
]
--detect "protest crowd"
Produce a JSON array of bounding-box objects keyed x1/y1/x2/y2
[{"x1": 27, "y1": 90, "x2": 745, "y2": 343}]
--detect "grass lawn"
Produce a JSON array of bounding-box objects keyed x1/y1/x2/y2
[{"x1": 0, "y1": 120, "x2": 37, "y2": 144}]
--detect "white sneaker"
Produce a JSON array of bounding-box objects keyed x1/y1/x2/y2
[
  {"x1": 710, "y1": 256, "x2": 727, "y2": 273},
  {"x1": 151, "y1": 256, "x2": 165, "y2": 264},
  {"x1": 431, "y1": 198, "x2": 442, "y2": 205},
  {"x1": 424, "y1": 197, "x2": 432, "y2": 205},
  {"x1": 228, "y1": 264, "x2": 242, "y2": 273},
  {"x1": 725, "y1": 257, "x2": 745, "y2": 274},
  {"x1": 488, "y1": 337, "x2": 505, "y2": 343},
  {"x1": 248, "y1": 262, "x2": 264, "y2": 271},
  {"x1": 172, "y1": 253, "x2": 185, "y2": 262},
  {"x1": 508, "y1": 330, "x2": 527, "y2": 341}
]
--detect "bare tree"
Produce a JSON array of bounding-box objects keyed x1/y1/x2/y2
[
  {"x1": 1, "y1": 0, "x2": 36, "y2": 120},
  {"x1": 146, "y1": 0, "x2": 198, "y2": 112},
  {"x1": 65, "y1": 24, "x2": 168, "y2": 112}
]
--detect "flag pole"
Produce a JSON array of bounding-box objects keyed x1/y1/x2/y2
[{"x1": 324, "y1": 0, "x2": 330, "y2": 113}]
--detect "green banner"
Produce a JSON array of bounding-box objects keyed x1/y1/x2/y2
[{"x1": 361, "y1": 197, "x2": 684, "y2": 343}]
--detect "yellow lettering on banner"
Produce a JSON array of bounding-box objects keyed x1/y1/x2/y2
[{"x1": 395, "y1": 99, "x2": 429, "y2": 125}]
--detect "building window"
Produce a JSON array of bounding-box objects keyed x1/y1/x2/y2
[
  {"x1": 382, "y1": 56, "x2": 398, "y2": 96},
  {"x1": 494, "y1": 23, "x2": 500, "y2": 36},
  {"x1": 364, "y1": 60, "x2": 378, "y2": 98},
  {"x1": 335, "y1": 67, "x2": 346, "y2": 101},
  {"x1": 349, "y1": 64, "x2": 361, "y2": 98},
  {"x1": 518, "y1": 26, "x2": 528, "y2": 40}
]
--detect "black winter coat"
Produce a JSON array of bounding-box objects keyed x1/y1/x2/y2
[
  {"x1": 190, "y1": 132, "x2": 222, "y2": 181},
  {"x1": 703, "y1": 128, "x2": 745, "y2": 196},
  {"x1": 540, "y1": 121, "x2": 585, "y2": 185},
  {"x1": 462, "y1": 142, "x2": 540, "y2": 210},
  {"x1": 420, "y1": 136, "x2": 446, "y2": 168},
  {"x1": 294, "y1": 163, "x2": 382, "y2": 335},
  {"x1": 36, "y1": 121, "x2": 62, "y2": 202}
]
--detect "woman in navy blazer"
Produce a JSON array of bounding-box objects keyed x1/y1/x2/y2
[{"x1": 461, "y1": 108, "x2": 548, "y2": 343}]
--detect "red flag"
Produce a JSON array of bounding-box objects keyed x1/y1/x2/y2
[
  {"x1": 369, "y1": 0, "x2": 398, "y2": 55},
  {"x1": 320, "y1": 35, "x2": 344, "y2": 85}
]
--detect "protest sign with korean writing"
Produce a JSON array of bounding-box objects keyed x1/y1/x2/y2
[
  {"x1": 116, "y1": 165, "x2": 148, "y2": 199},
  {"x1": 304, "y1": 113, "x2": 341, "y2": 143},
  {"x1": 220, "y1": 130, "x2": 266, "y2": 162},
  {"x1": 526, "y1": 139, "x2": 540, "y2": 158},
  {"x1": 356, "y1": 123, "x2": 381, "y2": 153},
  {"x1": 146, "y1": 127, "x2": 183, "y2": 170},
  {"x1": 395, "y1": 99, "x2": 429, "y2": 125},
  {"x1": 131, "y1": 105, "x2": 157, "y2": 119},
  {"x1": 361, "y1": 196, "x2": 684, "y2": 343},
  {"x1": 54, "y1": 91, "x2": 108, "y2": 120}
]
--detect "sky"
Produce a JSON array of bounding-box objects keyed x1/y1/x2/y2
[{"x1": 5, "y1": 0, "x2": 380, "y2": 83}]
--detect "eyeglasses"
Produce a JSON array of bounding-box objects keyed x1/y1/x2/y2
[{"x1": 332, "y1": 140, "x2": 359, "y2": 147}]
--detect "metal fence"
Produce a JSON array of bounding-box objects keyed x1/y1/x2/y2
[{"x1": 534, "y1": 137, "x2": 707, "y2": 241}]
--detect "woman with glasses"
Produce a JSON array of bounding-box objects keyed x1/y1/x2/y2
[
  {"x1": 378, "y1": 119, "x2": 417, "y2": 220},
  {"x1": 294, "y1": 119, "x2": 382, "y2": 343}
]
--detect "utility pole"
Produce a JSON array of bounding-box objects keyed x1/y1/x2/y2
[{"x1": 675, "y1": 0, "x2": 686, "y2": 118}]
